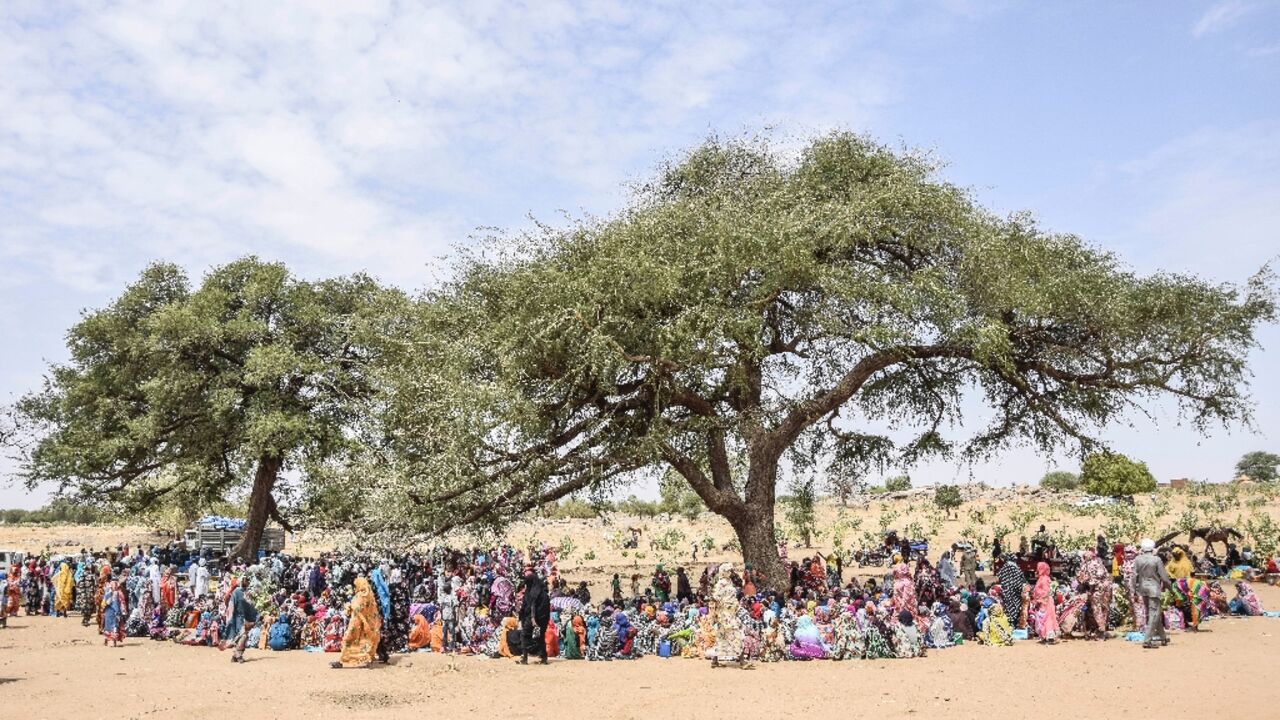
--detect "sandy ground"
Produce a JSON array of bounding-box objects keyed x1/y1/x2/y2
[{"x1": 4, "y1": 583, "x2": 1280, "y2": 720}]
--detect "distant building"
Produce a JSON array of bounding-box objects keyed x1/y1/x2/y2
[{"x1": 1157, "y1": 478, "x2": 1190, "y2": 489}]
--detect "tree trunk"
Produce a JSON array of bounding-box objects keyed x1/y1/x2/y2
[
  {"x1": 231, "y1": 455, "x2": 280, "y2": 562},
  {"x1": 731, "y1": 505, "x2": 787, "y2": 593}
]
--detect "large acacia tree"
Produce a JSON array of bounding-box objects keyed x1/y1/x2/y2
[
  {"x1": 365, "y1": 134, "x2": 1273, "y2": 591},
  {"x1": 14, "y1": 257, "x2": 398, "y2": 559}
]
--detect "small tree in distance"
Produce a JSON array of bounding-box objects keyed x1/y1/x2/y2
[
  {"x1": 1040, "y1": 470, "x2": 1081, "y2": 492},
  {"x1": 885, "y1": 475, "x2": 912, "y2": 492},
  {"x1": 784, "y1": 476, "x2": 819, "y2": 548},
  {"x1": 1235, "y1": 451, "x2": 1280, "y2": 482},
  {"x1": 1081, "y1": 452, "x2": 1156, "y2": 497},
  {"x1": 934, "y1": 484, "x2": 962, "y2": 518}
]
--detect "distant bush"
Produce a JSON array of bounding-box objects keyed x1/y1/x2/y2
[
  {"x1": 1040, "y1": 470, "x2": 1081, "y2": 492},
  {"x1": 884, "y1": 475, "x2": 911, "y2": 492},
  {"x1": 546, "y1": 498, "x2": 604, "y2": 519},
  {"x1": 616, "y1": 496, "x2": 661, "y2": 517},
  {"x1": 0, "y1": 498, "x2": 109, "y2": 525}
]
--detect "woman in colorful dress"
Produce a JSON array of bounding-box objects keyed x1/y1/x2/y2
[
  {"x1": 332, "y1": 577, "x2": 382, "y2": 668},
  {"x1": 53, "y1": 562, "x2": 75, "y2": 616},
  {"x1": 1077, "y1": 550, "x2": 1112, "y2": 639},
  {"x1": 890, "y1": 562, "x2": 919, "y2": 621},
  {"x1": 709, "y1": 563, "x2": 747, "y2": 667},
  {"x1": 101, "y1": 578, "x2": 124, "y2": 647}
]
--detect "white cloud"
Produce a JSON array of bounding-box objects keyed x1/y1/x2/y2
[{"x1": 1192, "y1": 1, "x2": 1255, "y2": 38}]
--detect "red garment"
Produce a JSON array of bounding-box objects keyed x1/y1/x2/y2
[{"x1": 545, "y1": 620, "x2": 560, "y2": 657}]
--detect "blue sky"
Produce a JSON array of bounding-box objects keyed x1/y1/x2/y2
[{"x1": 2, "y1": 1, "x2": 1278, "y2": 508}]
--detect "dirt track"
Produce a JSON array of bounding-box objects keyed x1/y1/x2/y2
[{"x1": 4, "y1": 583, "x2": 1280, "y2": 720}]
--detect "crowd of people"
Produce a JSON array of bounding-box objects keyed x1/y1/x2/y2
[{"x1": 0, "y1": 532, "x2": 1272, "y2": 665}]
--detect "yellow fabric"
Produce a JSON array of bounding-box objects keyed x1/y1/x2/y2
[
  {"x1": 54, "y1": 563, "x2": 75, "y2": 613},
  {"x1": 497, "y1": 616, "x2": 518, "y2": 657},
  {"x1": 408, "y1": 615, "x2": 430, "y2": 650},
  {"x1": 338, "y1": 577, "x2": 382, "y2": 667},
  {"x1": 1167, "y1": 549, "x2": 1193, "y2": 579},
  {"x1": 983, "y1": 605, "x2": 1013, "y2": 646}
]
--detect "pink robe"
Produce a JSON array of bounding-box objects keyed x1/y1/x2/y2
[{"x1": 1031, "y1": 563, "x2": 1059, "y2": 640}]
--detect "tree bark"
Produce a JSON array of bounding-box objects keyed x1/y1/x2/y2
[
  {"x1": 731, "y1": 505, "x2": 787, "y2": 593},
  {"x1": 231, "y1": 455, "x2": 280, "y2": 562}
]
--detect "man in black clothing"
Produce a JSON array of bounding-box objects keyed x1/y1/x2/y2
[{"x1": 518, "y1": 567, "x2": 550, "y2": 665}]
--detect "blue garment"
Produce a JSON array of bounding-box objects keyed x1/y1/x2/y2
[
  {"x1": 268, "y1": 616, "x2": 292, "y2": 650},
  {"x1": 371, "y1": 569, "x2": 391, "y2": 619},
  {"x1": 225, "y1": 587, "x2": 258, "y2": 639}
]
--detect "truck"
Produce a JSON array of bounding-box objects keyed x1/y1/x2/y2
[{"x1": 183, "y1": 517, "x2": 285, "y2": 558}]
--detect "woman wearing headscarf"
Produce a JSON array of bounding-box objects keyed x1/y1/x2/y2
[
  {"x1": 709, "y1": 563, "x2": 746, "y2": 667},
  {"x1": 332, "y1": 577, "x2": 382, "y2": 668},
  {"x1": 1166, "y1": 547, "x2": 1194, "y2": 580},
  {"x1": 53, "y1": 562, "x2": 75, "y2": 616},
  {"x1": 1077, "y1": 550, "x2": 1112, "y2": 639},
  {"x1": 101, "y1": 577, "x2": 124, "y2": 647},
  {"x1": 890, "y1": 562, "x2": 919, "y2": 621},
  {"x1": 384, "y1": 569, "x2": 411, "y2": 653},
  {"x1": 996, "y1": 556, "x2": 1025, "y2": 628},
  {"x1": 1031, "y1": 561, "x2": 1059, "y2": 643},
  {"x1": 1231, "y1": 581, "x2": 1264, "y2": 616},
  {"x1": 926, "y1": 602, "x2": 954, "y2": 648},
  {"x1": 1169, "y1": 577, "x2": 1211, "y2": 631},
  {"x1": 1120, "y1": 545, "x2": 1145, "y2": 632},
  {"x1": 981, "y1": 604, "x2": 1014, "y2": 646},
  {"x1": 76, "y1": 560, "x2": 97, "y2": 626},
  {"x1": 938, "y1": 552, "x2": 957, "y2": 588}
]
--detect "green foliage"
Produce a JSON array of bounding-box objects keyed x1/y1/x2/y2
[
  {"x1": 1099, "y1": 501, "x2": 1143, "y2": 542},
  {"x1": 557, "y1": 535, "x2": 576, "y2": 561},
  {"x1": 1009, "y1": 505, "x2": 1039, "y2": 534},
  {"x1": 658, "y1": 471, "x2": 705, "y2": 520},
  {"x1": 545, "y1": 498, "x2": 604, "y2": 520},
  {"x1": 0, "y1": 498, "x2": 109, "y2": 525},
  {"x1": 1236, "y1": 451, "x2": 1280, "y2": 481},
  {"x1": 1245, "y1": 513, "x2": 1280, "y2": 556},
  {"x1": 616, "y1": 496, "x2": 661, "y2": 517},
  {"x1": 784, "y1": 476, "x2": 819, "y2": 547},
  {"x1": 933, "y1": 484, "x2": 962, "y2": 516},
  {"x1": 12, "y1": 258, "x2": 400, "y2": 552},
  {"x1": 884, "y1": 475, "x2": 912, "y2": 492},
  {"x1": 1040, "y1": 470, "x2": 1081, "y2": 492},
  {"x1": 1081, "y1": 452, "x2": 1157, "y2": 497},
  {"x1": 651, "y1": 528, "x2": 687, "y2": 552}
]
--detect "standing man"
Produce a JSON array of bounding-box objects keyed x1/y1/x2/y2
[
  {"x1": 960, "y1": 546, "x2": 978, "y2": 589},
  {"x1": 191, "y1": 558, "x2": 210, "y2": 599},
  {"x1": 1134, "y1": 538, "x2": 1170, "y2": 649},
  {"x1": 518, "y1": 565, "x2": 550, "y2": 665}
]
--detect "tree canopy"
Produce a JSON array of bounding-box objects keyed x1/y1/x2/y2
[
  {"x1": 348, "y1": 132, "x2": 1274, "y2": 590},
  {"x1": 13, "y1": 258, "x2": 400, "y2": 557},
  {"x1": 1081, "y1": 451, "x2": 1157, "y2": 497},
  {"x1": 1236, "y1": 450, "x2": 1280, "y2": 482},
  {"x1": 1040, "y1": 470, "x2": 1081, "y2": 492}
]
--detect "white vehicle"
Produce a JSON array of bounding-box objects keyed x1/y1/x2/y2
[
  {"x1": 0, "y1": 549, "x2": 27, "y2": 567},
  {"x1": 1073, "y1": 495, "x2": 1120, "y2": 508}
]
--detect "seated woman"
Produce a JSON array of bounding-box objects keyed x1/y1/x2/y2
[
  {"x1": 789, "y1": 614, "x2": 827, "y2": 659},
  {"x1": 408, "y1": 613, "x2": 432, "y2": 650},
  {"x1": 980, "y1": 604, "x2": 1014, "y2": 646},
  {"x1": 1230, "y1": 581, "x2": 1264, "y2": 616},
  {"x1": 268, "y1": 613, "x2": 293, "y2": 651}
]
